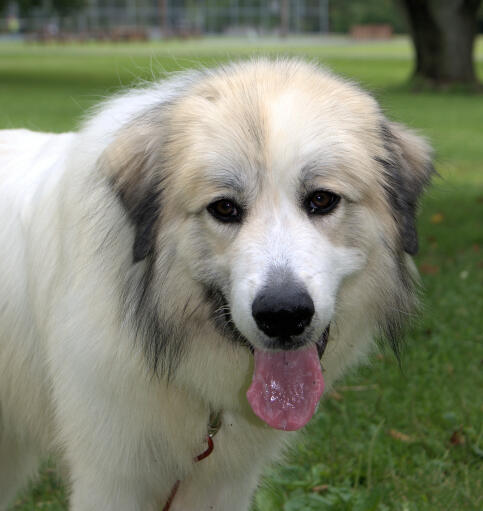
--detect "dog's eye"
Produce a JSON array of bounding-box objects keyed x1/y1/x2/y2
[
  {"x1": 305, "y1": 190, "x2": 340, "y2": 215},
  {"x1": 207, "y1": 199, "x2": 242, "y2": 223}
]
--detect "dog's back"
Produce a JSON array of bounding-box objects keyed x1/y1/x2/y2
[{"x1": 0, "y1": 129, "x2": 75, "y2": 507}]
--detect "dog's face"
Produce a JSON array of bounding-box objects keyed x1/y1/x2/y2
[
  {"x1": 163, "y1": 69, "x2": 374, "y2": 355},
  {"x1": 102, "y1": 60, "x2": 432, "y2": 428},
  {"x1": 157, "y1": 62, "x2": 429, "y2": 351}
]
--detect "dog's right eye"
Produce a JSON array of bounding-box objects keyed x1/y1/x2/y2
[{"x1": 207, "y1": 199, "x2": 242, "y2": 223}]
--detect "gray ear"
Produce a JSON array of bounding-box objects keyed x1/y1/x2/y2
[
  {"x1": 378, "y1": 122, "x2": 434, "y2": 255},
  {"x1": 100, "y1": 122, "x2": 164, "y2": 263}
]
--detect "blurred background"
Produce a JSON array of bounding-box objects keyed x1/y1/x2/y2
[
  {"x1": 0, "y1": 0, "x2": 482, "y2": 43},
  {"x1": 0, "y1": 0, "x2": 406, "y2": 40},
  {"x1": 1, "y1": 1, "x2": 482, "y2": 511}
]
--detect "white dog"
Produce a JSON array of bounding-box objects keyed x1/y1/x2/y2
[{"x1": 0, "y1": 59, "x2": 432, "y2": 510}]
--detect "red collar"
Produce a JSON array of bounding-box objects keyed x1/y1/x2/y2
[{"x1": 162, "y1": 410, "x2": 222, "y2": 511}]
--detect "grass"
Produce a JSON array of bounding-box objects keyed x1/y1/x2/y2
[{"x1": 1, "y1": 37, "x2": 482, "y2": 511}]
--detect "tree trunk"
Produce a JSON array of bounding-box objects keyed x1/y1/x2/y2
[
  {"x1": 159, "y1": 0, "x2": 169, "y2": 37},
  {"x1": 280, "y1": 0, "x2": 290, "y2": 38},
  {"x1": 401, "y1": 0, "x2": 481, "y2": 87}
]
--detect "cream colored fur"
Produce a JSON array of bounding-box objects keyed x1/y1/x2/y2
[{"x1": 0, "y1": 60, "x2": 431, "y2": 510}]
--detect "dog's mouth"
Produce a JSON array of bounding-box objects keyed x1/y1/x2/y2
[
  {"x1": 205, "y1": 286, "x2": 329, "y2": 431},
  {"x1": 316, "y1": 324, "x2": 330, "y2": 358}
]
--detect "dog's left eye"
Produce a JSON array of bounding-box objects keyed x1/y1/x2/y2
[
  {"x1": 305, "y1": 190, "x2": 340, "y2": 215},
  {"x1": 207, "y1": 199, "x2": 242, "y2": 223}
]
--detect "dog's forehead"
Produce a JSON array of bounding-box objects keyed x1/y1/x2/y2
[{"x1": 168, "y1": 61, "x2": 384, "y2": 199}]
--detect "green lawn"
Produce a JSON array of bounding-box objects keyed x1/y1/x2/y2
[{"x1": 1, "y1": 37, "x2": 482, "y2": 511}]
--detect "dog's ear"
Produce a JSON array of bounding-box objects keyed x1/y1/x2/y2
[
  {"x1": 100, "y1": 122, "x2": 164, "y2": 263},
  {"x1": 378, "y1": 122, "x2": 434, "y2": 255}
]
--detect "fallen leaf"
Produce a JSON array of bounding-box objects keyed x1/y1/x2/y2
[
  {"x1": 329, "y1": 390, "x2": 343, "y2": 401},
  {"x1": 312, "y1": 485, "x2": 329, "y2": 493},
  {"x1": 430, "y1": 213, "x2": 444, "y2": 224},
  {"x1": 420, "y1": 263, "x2": 440, "y2": 275},
  {"x1": 450, "y1": 430, "x2": 465, "y2": 446},
  {"x1": 388, "y1": 429, "x2": 415, "y2": 443}
]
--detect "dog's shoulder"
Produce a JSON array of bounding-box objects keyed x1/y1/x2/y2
[{"x1": 0, "y1": 129, "x2": 75, "y2": 198}]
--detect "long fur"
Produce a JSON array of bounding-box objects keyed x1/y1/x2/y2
[{"x1": 0, "y1": 59, "x2": 432, "y2": 511}]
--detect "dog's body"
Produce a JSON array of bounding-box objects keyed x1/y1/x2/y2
[{"x1": 0, "y1": 60, "x2": 432, "y2": 510}]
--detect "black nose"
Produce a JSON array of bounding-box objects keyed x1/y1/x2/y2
[{"x1": 252, "y1": 284, "x2": 315, "y2": 338}]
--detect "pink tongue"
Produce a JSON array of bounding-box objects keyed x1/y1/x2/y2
[{"x1": 246, "y1": 345, "x2": 324, "y2": 431}]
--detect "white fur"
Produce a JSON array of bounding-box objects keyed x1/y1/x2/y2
[{"x1": 0, "y1": 61, "x2": 428, "y2": 510}]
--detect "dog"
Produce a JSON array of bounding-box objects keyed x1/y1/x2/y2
[{"x1": 0, "y1": 59, "x2": 432, "y2": 510}]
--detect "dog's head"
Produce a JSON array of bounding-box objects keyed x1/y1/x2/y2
[{"x1": 100, "y1": 60, "x2": 433, "y2": 429}]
